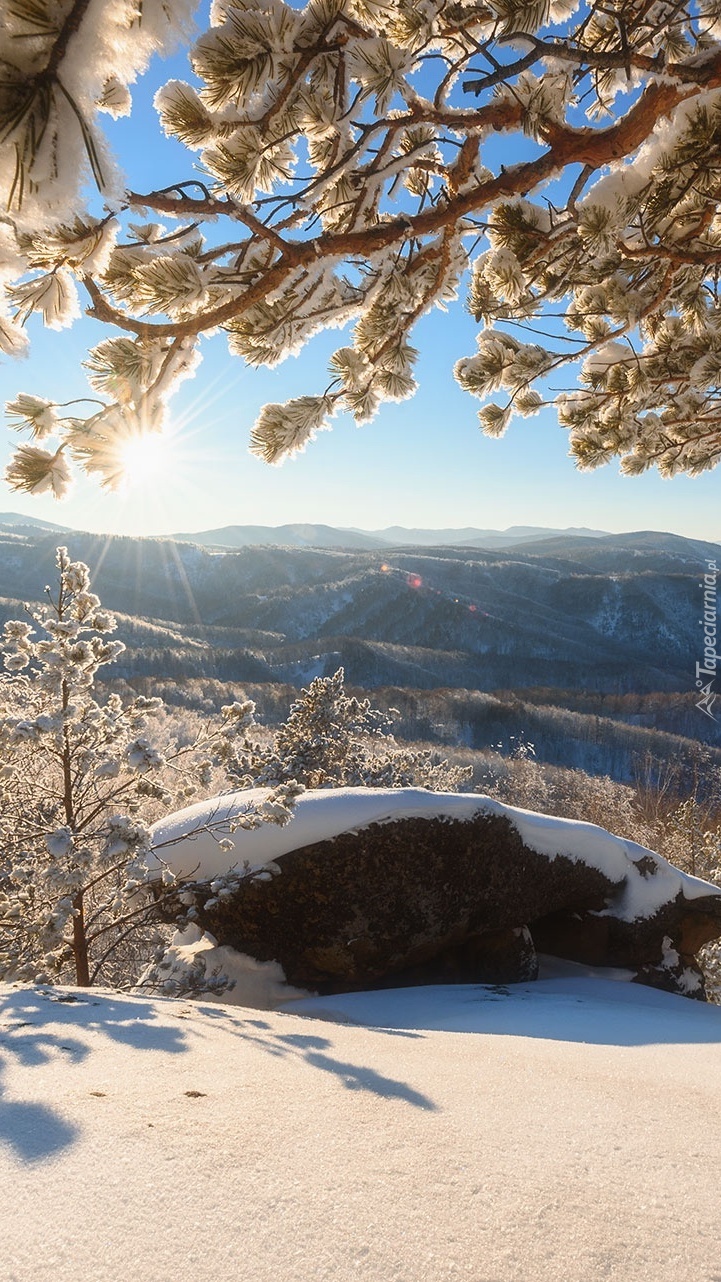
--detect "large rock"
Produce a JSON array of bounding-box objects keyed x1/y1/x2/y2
[
  {"x1": 160, "y1": 811, "x2": 616, "y2": 991},
  {"x1": 152, "y1": 789, "x2": 721, "y2": 1000}
]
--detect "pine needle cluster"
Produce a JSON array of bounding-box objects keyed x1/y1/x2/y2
[{"x1": 4, "y1": 1, "x2": 721, "y2": 483}]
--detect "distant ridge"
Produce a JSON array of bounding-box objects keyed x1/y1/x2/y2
[
  {"x1": 0, "y1": 513, "x2": 718, "y2": 554},
  {"x1": 0, "y1": 512, "x2": 71, "y2": 534},
  {"x1": 172, "y1": 522, "x2": 612, "y2": 550},
  {"x1": 172, "y1": 523, "x2": 385, "y2": 551},
  {"x1": 363, "y1": 524, "x2": 610, "y2": 548},
  {"x1": 518, "y1": 529, "x2": 721, "y2": 564}
]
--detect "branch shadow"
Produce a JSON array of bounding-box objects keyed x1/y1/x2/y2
[
  {"x1": 0, "y1": 986, "x2": 190, "y2": 1165},
  {"x1": 0, "y1": 983, "x2": 438, "y2": 1165},
  {"x1": 183, "y1": 1006, "x2": 437, "y2": 1110},
  {"x1": 0, "y1": 1098, "x2": 79, "y2": 1163},
  {"x1": 275, "y1": 1031, "x2": 436, "y2": 1110}
]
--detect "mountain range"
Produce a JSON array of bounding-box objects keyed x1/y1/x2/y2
[
  {"x1": 168, "y1": 522, "x2": 614, "y2": 550},
  {"x1": 0, "y1": 513, "x2": 718, "y2": 781},
  {"x1": 0, "y1": 513, "x2": 616, "y2": 551},
  {"x1": 0, "y1": 515, "x2": 716, "y2": 699}
]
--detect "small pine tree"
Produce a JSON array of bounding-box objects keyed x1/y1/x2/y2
[
  {"x1": 0, "y1": 547, "x2": 297, "y2": 987},
  {"x1": 237, "y1": 668, "x2": 471, "y2": 791}
]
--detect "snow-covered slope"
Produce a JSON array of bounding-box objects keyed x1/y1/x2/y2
[
  {"x1": 0, "y1": 529, "x2": 714, "y2": 698},
  {"x1": 2, "y1": 973, "x2": 721, "y2": 1282}
]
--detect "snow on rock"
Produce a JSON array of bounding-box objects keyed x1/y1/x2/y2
[
  {"x1": 146, "y1": 788, "x2": 721, "y2": 1002},
  {"x1": 149, "y1": 786, "x2": 720, "y2": 924},
  {"x1": 137, "y1": 925, "x2": 309, "y2": 1008}
]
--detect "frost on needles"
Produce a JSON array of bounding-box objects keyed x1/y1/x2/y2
[
  {"x1": 234, "y1": 666, "x2": 472, "y2": 791},
  {"x1": 0, "y1": 548, "x2": 299, "y2": 988},
  {"x1": 5, "y1": 1, "x2": 721, "y2": 490}
]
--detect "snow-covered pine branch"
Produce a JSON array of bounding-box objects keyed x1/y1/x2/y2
[{"x1": 5, "y1": 2, "x2": 721, "y2": 483}]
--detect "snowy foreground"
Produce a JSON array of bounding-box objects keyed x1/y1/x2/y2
[{"x1": 3, "y1": 965, "x2": 721, "y2": 1282}]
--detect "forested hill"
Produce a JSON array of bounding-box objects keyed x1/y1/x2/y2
[{"x1": 0, "y1": 524, "x2": 716, "y2": 710}]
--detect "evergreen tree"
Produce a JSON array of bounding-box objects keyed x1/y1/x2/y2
[
  {"x1": 3, "y1": 2, "x2": 721, "y2": 484},
  {"x1": 0, "y1": 547, "x2": 298, "y2": 987},
  {"x1": 238, "y1": 667, "x2": 471, "y2": 789}
]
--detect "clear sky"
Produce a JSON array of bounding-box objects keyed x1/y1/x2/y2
[{"x1": 1, "y1": 22, "x2": 720, "y2": 541}]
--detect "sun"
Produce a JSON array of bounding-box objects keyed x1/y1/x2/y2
[{"x1": 117, "y1": 431, "x2": 172, "y2": 488}]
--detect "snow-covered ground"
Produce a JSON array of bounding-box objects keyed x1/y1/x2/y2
[{"x1": 3, "y1": 965, "x2": 721, "y2": 1282}]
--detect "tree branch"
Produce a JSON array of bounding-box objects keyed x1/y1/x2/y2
[
  {"x1": 43, "y1": 0, "x2": 95, "y2": 80},
  {"x1": 463, "y1": 33, "x2": 666, "y2": 95}
]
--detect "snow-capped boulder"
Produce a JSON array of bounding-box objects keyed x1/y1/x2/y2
[{"x1": 149, "y1": 788, "x2": 721, "y2": 1000}]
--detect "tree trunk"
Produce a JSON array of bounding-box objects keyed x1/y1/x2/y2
[
  {"x1": 61, "y1": 674, "x2": 90, "y2": 984},
  {"x1": 73, "y1": 894, "x2": 91, "y2": 986}
]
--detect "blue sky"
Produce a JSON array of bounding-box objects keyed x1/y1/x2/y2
[{"x1": 1, "y1": 22, "x2": 720, "y2": 540}]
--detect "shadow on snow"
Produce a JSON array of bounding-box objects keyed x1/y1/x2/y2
[
  {"x1": 290, "y1": 975, "x2": 721, "y2": 1048},
  {"x1": 0, "y1": 984, "x2": 435, "y2": 1164},
  {"x1": 0, "y1": 987, "x2": 188, "y2": 1163}
]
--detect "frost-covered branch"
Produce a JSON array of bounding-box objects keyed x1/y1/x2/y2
[{"x1": 6, "y1": 1, "x2": 721, "y2": 484}]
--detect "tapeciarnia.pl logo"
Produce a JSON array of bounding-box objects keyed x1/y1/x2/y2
[{"x1": 696, "y1": 558, "x2": 718, "y2": 720}]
